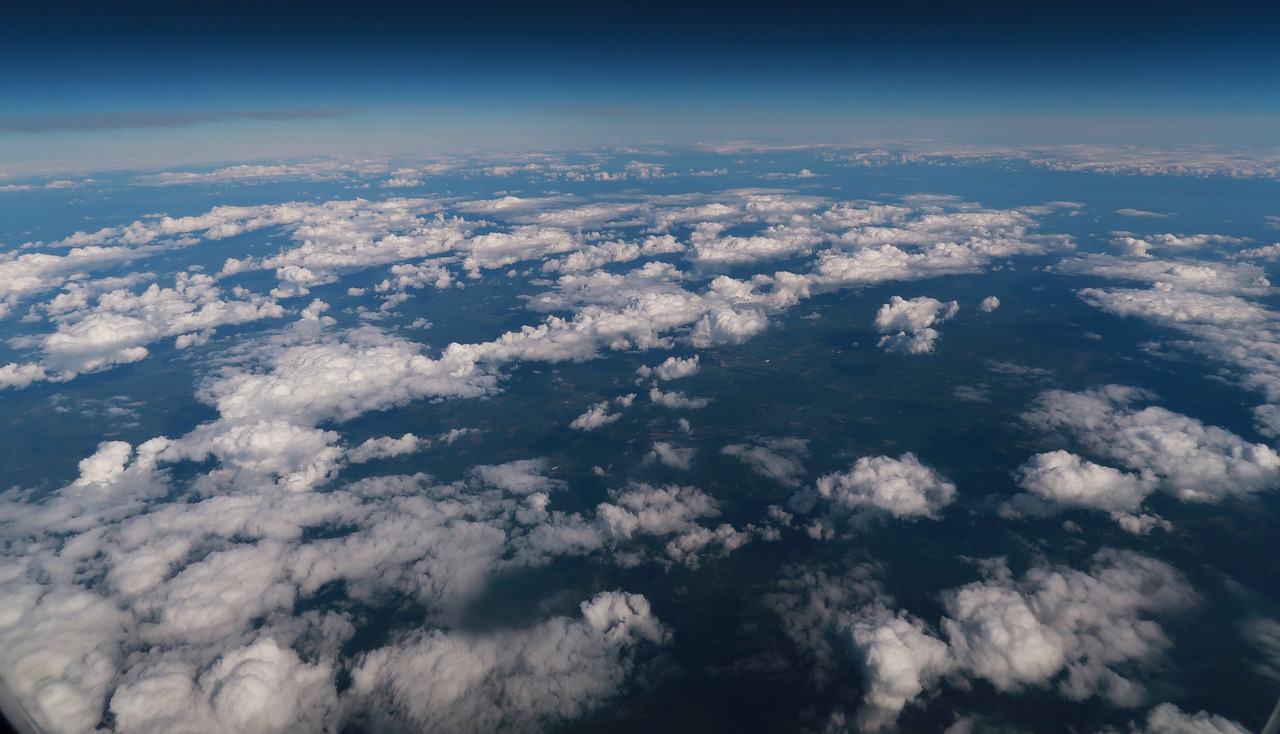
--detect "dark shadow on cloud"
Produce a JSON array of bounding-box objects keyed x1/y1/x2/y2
[{"x1": 0, "y1": 107, "x2": 358, "y2": 134}]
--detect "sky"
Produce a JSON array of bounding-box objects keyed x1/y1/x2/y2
[{"x1": 2, "y1": 0, "x2": 1278, "y2": 175}]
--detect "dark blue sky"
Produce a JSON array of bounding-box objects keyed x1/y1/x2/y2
[{"x1": 2, "y1": 0, "x2": 1277, "y2": 174}]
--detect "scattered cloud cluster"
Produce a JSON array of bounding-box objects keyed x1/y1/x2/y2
[
  {"x1": 0, "y1": 151, "x2": 1267, "y2": 733},
  {"x1": 1111, "y1": 232, "x2": 1247, "y2": 257},
  {"x1": 1058, "y1": 252, "x2": 1280, "y2": 437},
  {"x1": 1023, "y1": 385, "x2": 1280, "y2": 503},
  {"x1": 770, "y1": 550, "x2": 1198, "y2": 731},
  {"x1": 350, "y1": 592, "x2": 669, "y2": 733}
]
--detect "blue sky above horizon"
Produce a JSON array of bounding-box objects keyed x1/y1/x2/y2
[{"x1": 2, "y1": 0, "x2": 1278, "y2": 175}]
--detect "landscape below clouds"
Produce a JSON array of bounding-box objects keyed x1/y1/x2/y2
[{"x1": 0, "y1": 147, "x2": 1277, "y2": 733}]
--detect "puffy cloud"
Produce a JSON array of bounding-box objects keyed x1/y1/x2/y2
[
  {"x1": 350, "y1": 592, "x2": 668, "y2": 734},
  {"x1": 1233, "y1": 242, "x2": 1280, "y2": 261},
  {"x1": 844, "y1": 614, "x2": 952, "y2": 731},
  {"x1": 0, "y1": 362, "x2": 50, "y2": 389},
  {"x1": 570, "y1": 400, "x2": 622, "y2": 431},
  {"x1": 140, "y1": 543, "x2": 297, "y2": 645},
  {"x1": 469, "y1": 459, "x2": 566, "y2": 496},
  {"x1": 1077, "y1": 287, "x2": 1271, "y2": 327},
  {"x1": 0, "y1": 583, "x2": 129, "y2": 734},
  {"x1": 544, "y1": 235, "x2": 684, "y2": 274},
  {"x1": 876, "y1": 328, "x2": 941, "y2": 355},
  {"x1": 646, "y1": 441, "x2": 695, "y2": 469},
  {"x1": 1135, "y1": 704, "x2": 1249, "y2": 734},
  {"x1": 649, "y1": 386, "x2": 710, "y2": 409},
  {"x1": 1024, "y1": 386, "x2": 1280, "y2": 501},
  {"x1": 638, "y1": 354, "x2": 700, "y2": 381},
  {"x1": 766, "y1": 550, "x2": 1195, "y2": 730},
  {"x1": 1061, "y1": 254, "x2": 1280, "y2": 422},
  {"x1": 198, "y1": 328, "x2": 497, "y2": 426},
  {"x1": 790, "y1": 453, "x2": 956, "y2": 536},
  {"x1": 687, "y1": 223, "x2": 824, "y2": 265},
  {"x1": 978, "y1": 296, "x2": 1000, "y2": 312},
  {"x1": 689, "y1": 307, "x2": 769, "y2": 347},
  {"x1": 374, "y1": 261, "x2": 454, "y2": 292},
  {"x1": 721, "y1": 437, "x2": 809, "y2": 487},
  {"x1": 1002, "y1": 450, "x2": 1165, "y2": 532},
  {"x1": 0, "y1": 270, "x2": 287, "y2": 389},
  {"x1": 1052, "y1": 255, "x2": 1271, "y2": 295},
  {"x1": 0, "y1": 170, "x2": 1175, "y2": 734},
  {"x1": 763, "y1": 562, "x2": 891, "y2": 687},
  {"x1": 941, "y1": 550, "x2": 1194, "y2": 706},
  {"x1": 1111, "y1": 233, "x2": 1246, "y2": 257},
  {"x1": 596, "y1": 483, "x2": 749, "y2": 567},
  {"x1": 109, "y1": 638, "x2": 338, "y2": 734},
  {"x1": 874, "y1": 295, "x2": 958, "y2": 333},
  {"x1": 347, "y1": 433, "x2": 426, "y2": 463},
  {"x1": 874, "y1": 296, "x2": 957, "y2": 355}
]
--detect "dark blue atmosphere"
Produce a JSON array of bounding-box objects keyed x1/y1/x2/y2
[{"x1": 0, "y1": 3, "x2": 1278, "y2": 734}]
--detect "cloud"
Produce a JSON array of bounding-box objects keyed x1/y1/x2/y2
[
  {"x1": 689, "y1": 307, "x2": 769, "y2": 347},
  {"x1": 594, "y1": 483, "x2": 752, "y2": 568},
  {"x1": 0, "y1": 584, "x2": 130, "y2": 734},
  {"x1": 1232, "y1": 243, "x2": 1280, "y2": 261},
  {"x1": 1133, "y1": 704, "x2": 1250, "y2": 734},
  {"x1": 6, "y1": 272, "x2": 285, "y2": 385},
  {"x1": 1111, "y1": 233, "x2": 1247, "y2": 257},
  {"x1": 978, "y1": 296, "x2": 1000, "y2": 312},
  {"x1": 1116, "y1": 209, "x2": 1171, "y2": 218},
  {"x1": 135, "y1": 159, "x2": 385, "y2": 186},
  {"x1": 941, "y1": 550, "x2": 1193, "y2": 706},
  {"x1": 198, "y1": 328, "x2": 497, "y2": 426},
  {"x1": 686, "y1": 222, "x2": 824, "y2": 265},
  {"x1": 874, "y1": 295, "x2": 958, "y2": 333},
  {"x1": 763, "y1": 561, "x2": 891, "y2": 687},
  {"x1": 790, "y1": 453, "x2": 956, "y2": 536},
  {"x1": 1060, "y1": 253, "x2": 1280, "y2": 430},
  {"x1": 109, "y1": 638, "x2": 338, "y2": 734},
  {"x1": 876, "y1": 328, "x2": 941, "y2": 355},
  {"x1": 845, "y1": 143, "x2": 1280, "y2": 180},
  {"x1": 350, "y1": 592, "x2": 668, "y2": 734},
  {"x1": 1002, "y1": 450, "x2": 1166, "y2": 534},
  {"x1": 1052, "y1": 255, "x2": 1271, "y2": 295},
  {"x1": 469, "y1": 459, "x2": 567, "y2": 495},
  {"x1": 347, "y1": 433, "x2": 426, "y2": 463},
  {"x1": 645, "y1": 441, "x2": 695, "y2": 469},
  {"x1": 765, "y1": 549, "x2": 1195, "y2": 730},
  {"x1": 874, "y1": 296, "x2": 958, "y2": 355},
  {"x1": 649, "y1": 386, "x2": 710, "y2": 409},
  {"x1": 0, "y1": 179, "x2": 83, "y2": 192},
  {"x1": 0, "y1": 172, "x2": 1184, "y2": 733},
  {"x1": 570, "y1": 400, "x2": 623, "y2": 430},
  {"x1": 637, "y1": 354, "x2": 700, "y2": 381},
  {"x1": 721, "y1": 437, "x2": 809, "y2": 487},
  {"x1": 1009, "y1": 451, "x2": 1155, "y2": 513},
  {"x1": 381, "y1": 177, "x2": 423, "y2": 188},
  {"x1": 1076, "y1": 287, "x2": 1271, "y2": 326},
  {"x1": 1024, "y1": 386, "x2": 1280, "y2": 502},
  {"x1": 844, "y1": 613, "x2": 952, "y2": 731}
]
